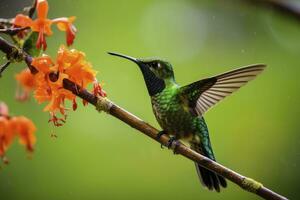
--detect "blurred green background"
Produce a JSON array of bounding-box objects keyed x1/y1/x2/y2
[{"x1": 0, "y1": 0, "x2": 299, "y2": 199}]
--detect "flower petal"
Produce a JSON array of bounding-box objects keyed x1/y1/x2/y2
[
  {"x1": 0, "y1": 102, "x2": 9, "y2": 117},
  {"x1": 53, "y1": 17, "x2": 77, "y2": 46},
  {"x1": 15, "y1": 69, "x2": 36, "y2": 101},
  {"x1": 15, "y1": 69, "x2": 36, "y2": 92},
  {"x1": 0, "y1": 117, "x2": 15, "y2": 157},
  {"x1": 37, "y1": 0, "x2": 49, "y2": 19},
  {"x1": 13, "y1": 14, "x2": 33, "y2": 27},
  {"x1": 11, "y1": 116, "x2": 36, "y2": 153},
  {"x1": 31, "y1": 55, "x2": 54, "y2": 73}
]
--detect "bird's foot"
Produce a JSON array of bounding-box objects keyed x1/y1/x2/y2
[
  {"x1": 167, "y1": 136, "x2": 180, "y2": 154},
  {"x1": 156, "y1": 130, "x2": 167, "y2": 149}
]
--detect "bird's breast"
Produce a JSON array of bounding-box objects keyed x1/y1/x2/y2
[{"x1": 151, "y1": 91, "x2": 196, "y2": 138}]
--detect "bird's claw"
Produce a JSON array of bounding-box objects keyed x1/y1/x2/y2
[
  {"x1": 167, "y1": 136, "x2": 180, "y2": 154},
  {"x1": 156, "y1": 130, "x2": 167, "y2": 149}
]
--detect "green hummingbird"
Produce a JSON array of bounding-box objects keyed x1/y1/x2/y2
[{"x1": 109, "y1": 52, "x2": 266, "y2": 192}]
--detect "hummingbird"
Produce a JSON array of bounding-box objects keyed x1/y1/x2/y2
[{"x1": 108, "y1": 52, "x2": 266, "y2": 192}]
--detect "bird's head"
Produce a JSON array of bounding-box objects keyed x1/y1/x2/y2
[
  {"x1": 108, "y1": 52, "x2": 174, "y2": 79},
  {"x1": 139, "y1": 58, "x2": 174, "y2": 80},
  {"x1": 108, "y1": 52, "x2": 175, "y2": 96}
]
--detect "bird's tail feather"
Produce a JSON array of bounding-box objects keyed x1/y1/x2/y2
[{"x1": 190, "y1": 142, "x2": 227, "y2": 192}]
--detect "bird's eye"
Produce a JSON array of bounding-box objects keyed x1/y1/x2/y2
[
  {"x1": 150, "y1": 62, "x2": 162, "y2": 69},
  {"x1": 157, "y1": 62, "x2": 161, "y2": 69},
  {"x1": 151, "y1": 62, "x2": 157, "y2": 68}
]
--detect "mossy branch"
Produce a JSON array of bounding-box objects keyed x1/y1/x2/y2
[{"x1": 0, "y1": 36, "x2": 289, "y2": 200}]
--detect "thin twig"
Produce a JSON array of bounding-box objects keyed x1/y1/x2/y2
[
  {"x1": 0, "y1": 61, "x2": 11, "y2": 77},
  {"x1": 24, "y1": 0, "x2": 37, "y2": 18},
  {"x1": 0, "y1": 27, "x2": 29, "y2": 35},
  {"x1": 0, "y1": 18, "x2": 12, "y2": 27},
  {"x1": 0, "y1": 36, "x2": 288, "y2": 200}
]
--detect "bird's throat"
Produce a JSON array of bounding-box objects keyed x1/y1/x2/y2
[{"x1": 138, "y1": 64, "x2": 165, "y2": 96}]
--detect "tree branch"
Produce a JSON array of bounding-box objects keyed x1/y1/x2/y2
[
  {"x1": 246, "y1": 0, "x2": 300, "y2": 22},
  {"x1": 0, "y1": 27, "x2": 29, "y2": 35},
  {"x1": 0, "y1": 61, "x2": 11, "y2": 77},
  {"x1": 0, "y1": 18, "x2": 12, "y2": 29},
  {"x1": 0, "y1": 36, "x2": 288, "y2": 200},
  {"x1": 26, "y1": 0, "x2": 37, "y2": 18}
]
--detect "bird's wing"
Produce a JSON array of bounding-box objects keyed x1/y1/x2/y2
[{"x1": 179, "y1": 64, "x2": 266, "y2": 116}]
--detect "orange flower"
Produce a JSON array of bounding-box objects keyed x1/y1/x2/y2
[
  {"x1": 30, "y1": 52, "x2": 75, "y2": 118},
  {"x1": 56, "y1": 45, "x2": 97, "y2": 88},
  {"x1": 31, "y1": 54, "x2": 53, "y2": 73},
  {"x1": 13, "y1": 0, "x2": 76, "y2": 50},
  {"x1": 15, "y1": 68, "x2": 36, "y2": 101},
  {"x1": 10, "y1": 116, "x2": 36, "y2": 153},
  {"x1": 15, "y1": 46, "x2": 106, "y2": 126},
  {"x1": 32, "y1": 67, "x2": 75, "y2": 126},
  {"x1": 14, "y1": 0, "x2": 52, "y2": 50},
  {"x1": 26, "y1": 45, "x2": 106, "y2": 126},
  {"x1": 0, "y1": 117, "x2": 14, "y2": 158},
  {"x1": 52, "y1": 17, "x2": 77, "y2": 46},
  {"x1": 0, "y1": 102, "x2": 36, "y2": 163}
]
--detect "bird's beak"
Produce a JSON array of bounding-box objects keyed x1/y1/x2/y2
[
  {"x1": 108, "y1": 52, "x2": 140, "y2": 64},
  {"x1": 108, "y1": 52, "x2": 150, "y2": 72}
]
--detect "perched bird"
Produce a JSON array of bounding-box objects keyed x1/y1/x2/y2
[{"x1": 109, "y1": 52, "x2": 266, "y2": 192}]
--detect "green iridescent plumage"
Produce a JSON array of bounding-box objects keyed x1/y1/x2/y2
[{"x1": 109, "y1": 52, "x2": 266, "y2": 192}]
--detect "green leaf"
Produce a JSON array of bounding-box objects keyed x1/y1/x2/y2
[{"x1": 22, "y1": 32, "x2": 41, "y2": 57}]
